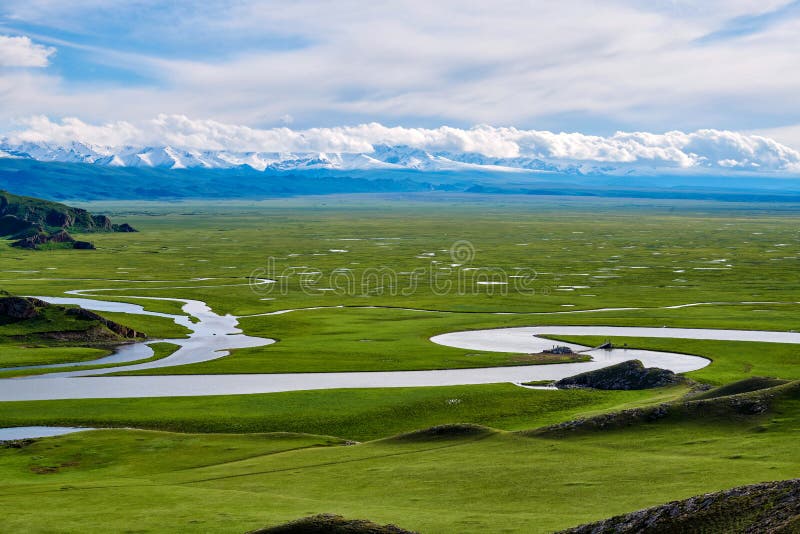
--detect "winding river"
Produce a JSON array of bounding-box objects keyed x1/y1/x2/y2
[{"x1": 0, "y1": 282, "x2": 797, "y2": 401}]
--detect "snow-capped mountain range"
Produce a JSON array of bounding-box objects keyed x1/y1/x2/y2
[
  {"x1": 4, "y1": 118, "x2": 800, "y2": 177},
  {"x1": 0, "y1": 140, "x2": 586, "y2": 174},
  {"x1": 2, "y1": 140, "x2": 795, "y2": 177}
]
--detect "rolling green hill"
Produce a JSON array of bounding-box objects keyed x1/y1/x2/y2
[{"x1": 0, "y1": 189, "x2": 135, "y2": 249}]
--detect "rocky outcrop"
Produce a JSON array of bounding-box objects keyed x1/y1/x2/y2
[
  {"x1": 559, "y1": 478, "x2": 800, "y2": 533},
  {"x1": 92, "y1": 214, "x2": 113, "y2": 230},
  {"x1": 65, "y1": 307, "x2": 142, "y2": 338},
  {"x1": 45, "y1": 209, "x2": 74, "y2": 228},
  {"x1": 0, "y1": 295, "x2": 143, "y2": 340},
  {"x1": 0, "y1": 189, "x2": 137, "y2": 250},
  {"x1": 249, "y1": 514, "x2": 417, "y2": 534},
  {"x1": 10, "y1": 229, "x2": 96, "y2": 250},
  {"x1": 0, "y1": 214, "x2": 37, "y2": 237},
  {"x1": 112, "y1": 222, "x2": 137, "y2": 232},
  {"x1": 555, "y1": 360, "x2": 681, "y2": 390},
  {"x1": 0, "y1": 296, "x2": 49, "y2": 319}
]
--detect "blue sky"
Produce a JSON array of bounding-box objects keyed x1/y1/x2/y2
[{"x1": 2, "y1": 1, "x2": 800, "y2": 148}]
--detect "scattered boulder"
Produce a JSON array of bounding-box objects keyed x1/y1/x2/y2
[
  {"x1": 72, "y1": 240, "x2": 96, "y2": 250},
  {"x1": 555, "y1": 360, "x2": 681, "y2": 390},
  {"x1": 249, "y1": 513, "x2": 417, "y2": 534},
  {"x1": 559, "y1": 478, "x2": 800, "y2": 533}
]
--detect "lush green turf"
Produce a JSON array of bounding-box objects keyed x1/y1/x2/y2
[
  {"x1": 0, "y1": 345, "x2": 110, "y2": 368},
  {"x1": 0, "y1": 383, "x2": 797, "y2": 533},
  {"x1": 2, "y1": 197, "x2": 800, "y2": 378},
  {"x1": 0, "y1": 341, "x2": 180, "y2": 379},
  {"x1": 0, "y1": 383, "x2": 685, "y2": 441},
  {"x1": 0, "y1": 196, "x2": 799, "y2": 319},
  {"x1": 0, "y1": 197, "x2": 799, "y2": 532}
]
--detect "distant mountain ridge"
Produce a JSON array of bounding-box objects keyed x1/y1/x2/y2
[
  {"x1": 3, "y1": 143, "x2": 800, "y2": 203},
  {"x1": 3, "y1": 156, "x2": 800, "y2": 204},
  {"x1": 9, "y1": 138, "x2": 793, "y2": 178},
  {"x1": 0, "y1": 140, "x2": 577, "y2": 174}
]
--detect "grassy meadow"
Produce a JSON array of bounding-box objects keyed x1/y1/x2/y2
[{"x1": 0, "y1": 195, "x2": 799, "y2": 532}]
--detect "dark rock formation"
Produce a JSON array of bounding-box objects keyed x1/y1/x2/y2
[
  {"x1": 92, "y1": 214, "x2": 113, "y2": 230},
  {"x1": 65, "y1": 307, "x2": 142, "y2": 338},
  {"x1": 11, "y1": 229, "x2": 85, "y2": 250},
  {"x1": 559, "y1": 478, "x2": 800, "y2": 533},
  {"x1": 0, "y1": 295, "x2": 143, "y2": 340},
  {"x1": 45, "y1": 209, "x2": 74, "y2": 228},
  {"x1": 555, "y1": 360, "x2": 681, "y2": 390},
  {"x1": 112, "y1": 222, "x2": 137, "y2": 232},
  {"x1": 0, "y1": 296, "x2": 48, "y2": 319},
  {"x1": 0, "y1": 190, "x2": 137, "y2": 250},
  {"x1": 0, "y1": 214, "x2": 36, "y2": 237},
  {"x1": 249, "y1": 514, "x2": 417, "y2": 534}
]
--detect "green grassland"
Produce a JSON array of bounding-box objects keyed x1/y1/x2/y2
[
  {"x1": 0, "y1": 195, "x2": 798, "y2": 319},
  {"x1": 0, "y1": 382, "x2": 798, "y2": 533},
  {"x1": 1, "y1": 195, "x2": 800, "y2": 532},
  {"x1": 0, "y1": 345, "x2": 109, "y2": 368},
  {"x1": 0, "y1": 342, "x2": 180, "y2": 379},
  {"x1": 0, "y1": 384, "x2": 686, "y2": 441},
  {"x1": 1, "y1": 195, "x2": 799, "y2": 377}
]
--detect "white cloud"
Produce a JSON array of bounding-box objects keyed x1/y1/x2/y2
[
  {"x1": 0, "y1": 35, "x2": 55, "y2": 67},
  {"x1": 751, "y1": 123, "x2": 800, "y2": 150},
  {"x1": 1, "y1": 2, "x2": 800, "y2": 137},
  {"x1": 6, "y1": 115, "x2": 800, "y2": 172}
]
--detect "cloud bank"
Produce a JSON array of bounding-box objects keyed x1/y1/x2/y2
[
  {"x1": 2, "y1": 1, "x2": 800, "y2": 148},
  {"x1": 6, "y1": 115, "x2": 800, "y2": 173},
  {"x1": 0, "y1": 35, "x2": 55, "y2": 67}
]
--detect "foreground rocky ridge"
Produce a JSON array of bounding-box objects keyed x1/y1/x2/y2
[
  {"x1": 525, "y1": 378, "x2": 798, "y2": 437},
  {"x1": 559, "y1": 478, "x2": 800, "y2": 533}
]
